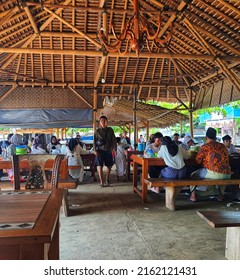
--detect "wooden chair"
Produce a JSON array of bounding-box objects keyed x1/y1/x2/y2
[{"x1": 11, "y1": 154, "x2": 69, "y2": 216}]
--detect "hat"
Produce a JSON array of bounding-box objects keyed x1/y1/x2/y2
[
  {"x1": 183, "y1": 136, "x2": 194, "y2": 145},
  {"x1": 222, "y1": 135, "x2": 231, "y2": 141},
  {"x1": 206, "y1": 127, "x2": 216, "y2": 140}
]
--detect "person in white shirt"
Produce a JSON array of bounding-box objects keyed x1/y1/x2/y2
[
  {"x1": 47, "y1": 135, "x2": 62, "y2": 154},
  {"x1": 158, "y1": 136, "x2": 188, "y2": 179},
  {"x1": 151, "y1": 136, "x2": 188, "y2": 193},
  {"x1": 115, "y1": 137, "x2": 126, "y2": 181},
  {"x1": 222, "y1": 135, "x2": 238, "y2": 154},
  {"x1": 65, "y1": 138, "x2": 90, "y2": 182}
]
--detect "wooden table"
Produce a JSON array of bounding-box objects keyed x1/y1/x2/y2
[
  {"x1": 0, "y1": 189, "x2": 64, "y2": 260},
  {"x1": 126, "y1": 150, "x2": 144, "y2": 181},
  {"x1": 132, "y1": 154, "x2": 240, "y2": 203},
  {"x1": 132, "y1": 155, "x2": 199, "y2": 203},
  {"x1": 0, "y1": 158, "x2": 69, "y2": 179},
  {"x1": 197, "y1": 211, "x2": 240, "y2": 260}
]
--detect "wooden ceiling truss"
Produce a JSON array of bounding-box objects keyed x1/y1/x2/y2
[{"x1": 0, "y1": 0, "x2": 239, "y2": 118}]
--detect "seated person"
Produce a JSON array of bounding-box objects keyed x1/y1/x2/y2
[
  {"x1": 190, "y1": 127, "x2": 231, "y2": 202},
  {"x1": 64, "y1": 138, "x2": 90, "y2": 182},
  {"x1": 76, "y1": 132, "x2": 83, "y2": 148},
  {"x1": 47, "y1": 135, "x2": 62, "y2": 154},
  {"x1": 144, "y1": 132, "x2": 163, "y2": 178},
  {"x1": 181, "y1": 136, "x2": 195, "y2": 151},
  {"x1": 31, "y1": 135, "x2": 48, "y2": 154},
  {"x1": 222, "y1": 134, "x2": 238, "y2": 154},
  {"x1": 145, "y1": 134, "x2": 155, "y2": 149},
  {"x1": 151, "y1": 136, "x2": 188, "y2": 193},
  {"x1": 172, "y1": 133, "x2": 182, "y2": 145},
  {"x1": 122, "y1": 131, "x2": 131, "y2": 146}
]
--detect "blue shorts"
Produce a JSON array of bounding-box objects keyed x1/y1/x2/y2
[{"x1": 95, "y1": 149, "x2": 113, "y2": 167}]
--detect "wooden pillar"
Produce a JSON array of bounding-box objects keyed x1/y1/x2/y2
[
  {"x1": 189, "y1": 111, "x2": 194, "y2": 137},
  {"x1": 133, "y1": 88, "x2": 137, "y2": 150},
  {"x1": 189, "y1": 88, "x2": 194, "y2": 137},
  {"x1": 93, "y1": 88, "x2": 97, "y2": 132},
  {"x1": 56, "y1": 128, "x2": 59, "y2": 139},
  {"x1": 146, "y1": 121, "x2": 149, "y2": 142}
]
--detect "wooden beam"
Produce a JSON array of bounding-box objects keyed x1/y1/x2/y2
[
  {"x1": 94, "y1": 56, "x2": 107, "y2": 87},
  {"x1": 0, "y1": 80, "x2": 210, "y2": 88},
  {"x1": 0, "y1": 6, "x2": 18, "y2": 26},
  {"x1": 43, "y1": 6, "x2": 101, "y2": 49},
  {"x1": 0, "y1": 84, "x2": 17, "y2": 102},
  {"x1": 1, "y1": 47, "x2": 239, "y2": 61},
  {"x1": 217, "y1": 0, "x2": 240, "y2": 16},
  {"x1": 22, "y1": 5, "x2": 39, "y2": 34},
  {"x1": 0, "y1": 0, "x2": 73, "y2": 71},
  {"x1": 68, "y1": 86, "x2": 93, "y2": 108},
  {"x1": 183, "y1": 18, "x2": 240, "y2": 93},
  {"x1": 191, "y1": 62, "x2": 239, "y2": 87}
]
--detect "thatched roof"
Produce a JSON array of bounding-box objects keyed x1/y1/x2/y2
[
  {"x1": 0, "y1": 0, "x2": 239, "y2": 113},
  {"x1": 97, "y1": 99, "x2": 188, "y2": 128}
]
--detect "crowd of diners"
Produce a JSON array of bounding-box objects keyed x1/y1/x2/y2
[
  {"x1": 1, "y1": 122, "x2": 239, "y2": 203},
  {"x1": 92, "y1": 116, "x2": 240, "y2": 203}
]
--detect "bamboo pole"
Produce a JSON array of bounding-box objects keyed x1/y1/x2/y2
[{"x1": 1, "y1": 47, "x2": 238, "y2": 61}]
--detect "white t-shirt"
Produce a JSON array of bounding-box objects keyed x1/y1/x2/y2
[
  {"x1": 157, "y1": 145, "x2": 187, "y2": 169},
  {"x1": 144, "y1": 143, "x2": 161, "y2": 154}
]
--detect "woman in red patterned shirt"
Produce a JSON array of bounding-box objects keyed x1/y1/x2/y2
[{"x1": 190, "y1": 127, "x2": 231, "y2": 202}]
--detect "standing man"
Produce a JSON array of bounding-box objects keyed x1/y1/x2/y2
[{"x1": 93, "y1": 116, "x2": 117, "y2": 187}]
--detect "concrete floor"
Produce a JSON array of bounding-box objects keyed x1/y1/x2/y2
[{"x1": 60, "y1": 172, "x2": 239, "y2": 260}]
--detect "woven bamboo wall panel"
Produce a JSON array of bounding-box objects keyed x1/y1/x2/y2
[
  {"x1": 0, "y1": 87, "x2": 103, "y2": 109},
  {"x1": 0, "y1": 86, "x2": 11, "y2": 98}
]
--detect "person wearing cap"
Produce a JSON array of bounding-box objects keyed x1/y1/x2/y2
[
  {"x1": 222, "y1": 134, "x2": 238, "y2": 154},
  {"x1": 190, "y1": 127, "x2": 231, "y2": 202},
  {"x1": 144, "y1": 132, "x2": 163, "y2": 179},
  {"x1": 93, "y1": 116, "x2": 117, "y2": 187}
]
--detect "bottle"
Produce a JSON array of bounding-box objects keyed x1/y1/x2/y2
[{"x1": 148, "y1": 148, "x2": 154, "y2": 158}]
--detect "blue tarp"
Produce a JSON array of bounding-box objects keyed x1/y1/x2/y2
[{"x1": 0, "y1": 109, "x2": 93, "y2": 128}]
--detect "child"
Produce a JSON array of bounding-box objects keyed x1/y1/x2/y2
[{"x1": 115, "y1": 137, "x2": 126, "y2": 181}]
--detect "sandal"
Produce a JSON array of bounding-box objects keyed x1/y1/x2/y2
[{"x1": 216, "y1": 194, "x2": 225, "y2": 202}]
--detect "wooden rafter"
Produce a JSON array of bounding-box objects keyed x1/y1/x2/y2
[
  {"x1": 183, "y1": 18, "x2": 240, "y2": 93},
  {"x1": 1, "y1": 47, "x2": 238, "y2": 61},
  {"x1": 43, "y1": 6, "x2": 101, "y2": 49},
  {"x1": 22, "y1": 4, "x2": 39, "y2": 34},
  {"x1": 68, "y1": 86, "x2": 93, "y2": 108}
]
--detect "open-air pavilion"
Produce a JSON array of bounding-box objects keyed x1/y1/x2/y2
[
  {"x1": 0, "y1": 0, "x2": 240, "y2": 263},
  {"x1": 0, "y1": 0, "x2": 239, "y2": 133}
]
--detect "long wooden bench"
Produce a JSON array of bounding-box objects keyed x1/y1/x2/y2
[
  {"x1": 144, "y1": 178, "x2": 240, "y2": 210},
  {"x1": 197, "y1": 211, "x2": 240, "y2": 260}
]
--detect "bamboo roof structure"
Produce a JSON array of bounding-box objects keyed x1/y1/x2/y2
[
  {"x1": 97, "y1": 99, "x2": 189, "y2": 128},
  {"x1": 0, "y1": 0, "x2": 239, "y2": 115}
]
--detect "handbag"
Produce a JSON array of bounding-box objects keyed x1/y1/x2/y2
[{"x1": 96, "y1": 128, "x2": 108, "y2": 148}]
